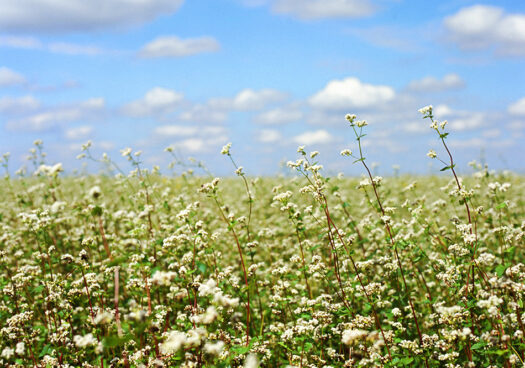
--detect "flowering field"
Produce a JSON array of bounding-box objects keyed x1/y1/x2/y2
[{"x1": 1, "y1": 110, "x2": 524, "y2": 367}]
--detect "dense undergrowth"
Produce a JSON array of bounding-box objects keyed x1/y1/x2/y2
[{"x1": 0, "y1": 108, "x2": 524, "y2": 367}]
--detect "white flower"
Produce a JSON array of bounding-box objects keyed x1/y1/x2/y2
[
  {"x1": 1, "y1": 347, "x2": 14, "y2": 359},
  {"x1": 15, "y1": 342, "x2": 25, "y2": 355},
  {"x1": 418, "y1": 105, "x2": 433, "y2": 115},
  {"x1": 221, "y1": 143, "x2": 231, "y2": 155},
  {"x1": 356, "y1": 120, "x2": 368, "y2": 128},
  {"x1": 244, "y1": 354, "x2": 259, "y2": 368},
  {"x1": 427, "y1": 149, "x2": 437, "y2": 159},
  {"x1": 74, "y1": 333, "x2": 97, "y2": 348},
  {"x1": 204, "y1": 341, "x2": 225, "y2": 355},
  {"x1": 120, "y1": 147, "x2": 132, "y2": 157},
  {"x1": 89, "y1": 186, "x2": 102, "y2": 199},
  {"x1": 340, "y1": 149, "x2": 352, "y2": 156},
  {"x1": 160, "y1": 331, "x2": 186, "y2": 354},
  {"x1": 345, "y1": 114, "x2": 356, "y2": 123},
  {"x1": 342, "y1": 329, "x2": 368, "y2": 345}
]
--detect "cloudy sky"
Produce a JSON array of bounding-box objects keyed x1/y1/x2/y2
[{"x1": 1, "y1": 0, "x2": 524, "y2": 176}]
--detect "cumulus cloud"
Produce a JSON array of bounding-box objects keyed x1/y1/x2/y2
[
  {"x1": 122, "y1": 87, "x2": 184, "y2": 117},
  {"x1": 178, "y1": 104, "x2": 228, "y2": 123},
  {"x1": 0, "y1": 0, "x2": 184, "y2": 32},
  {"x1": 6, "y1": 97, "x2": 105, "y2": 131},
  {"x1": 0, "y1": 67, "x2": 26, "y2": 87},
  {"x1": 253, "y1": 107, "x2": 303, "y2": 124},
  {"x1": 48, "y1": 42, "x2": 104, "y2": 56},
  {"x1": 0, "y1": 36, "x2": 42, "y2": 49},
  {"x1": 65, "y1": 125, "x2": 93, "y2": 140},
  {"x1": 258, "y1": 129, "x2": 282, "y2": 143},
  {"x1": 172, "y1": 135, "x2": 228, "y2": 154},
  {"x1": 309, "y1": 77, "x2": 395, "y2": 110},
  {"x1": 272, "y1": 0, "x2": 375, "y2": 20},
  {"x1": 508, "y1": 97, "x2": 525, "y2": 116},
  {"x1": 139, "y1": 36, "x2": 220, "y2": 58},
  {"x1": 154, "y1": 125, "x2": 225, "y2": 137},
  {"x1": 0, "y1": 36, "x2": 104, "y2": 56},
  {"x1": 407, "y1": 73, "x2": 465, "y2": 92},
  {"x1": 293, "y1": 129, "x2": 334, "y2": 145},
  {"x1": 0, "y1": 95, "x2": 39, "y2": 113},
  {"x1": 209, "y1": 89, "x2": 288, "y2": 111},
  {"x1": 444, "y1": 5, "x2": 525, "y2": 56}
]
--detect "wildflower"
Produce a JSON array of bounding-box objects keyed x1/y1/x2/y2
[
  {"x1": 81, "y1": 140, "x2": 92, "y2": 151},
  {"x1": 356, "y1": 120, "x2": 368, "y2": 128},
  {"x1": 204, "y1": 341, "x2": 225, "y2": 355},
  {"x1": 74, "y1": 333, "x2": 97, "y2": 348},
  {"x1": 418, "y1": 105, "x2": 433, "y2": 115},
  {"x1": 342, "y1": 329, "x2": 368, "y2": 345},
  {"x1": 1, "y1": 347, "x2": 14, "y2": 359},
  {"x1": 345, "y1": 114, "x2": 356, "y2": 124},
  {"x1": 310, "y1": 151, "x2": 319, "y2": 159},
  {"x1": 160, "y1": 331, "x2": 186, "y2": 354},
  {"x1": 244, "y1": 354, "x2": 259, "y2": 368},
  {"x1": 340, "y1": 149, "x2": 352, "y2": 156},
  {"x1": 15, "y1": 342, "x2": 25, "y2": 355},
  {"x1": 94, "y1": 311, "x2": 114, "y2": 325},
  {"x1": 89, "y1": 185, "x2": 102, "y2": 199},
  {"x1": 221, "y1": 143, "x2": 231, "y2": 155},
  {"x1": 427, "y1": 149, "x2": 437, "y2": 159},
  {"x1": 120, "y1": 147, "x2": 132, "y2": 157}
]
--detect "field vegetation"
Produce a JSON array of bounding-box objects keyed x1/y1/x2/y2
[{"x1": 0, "y1": 107, "x2": 524, "y2": 367}]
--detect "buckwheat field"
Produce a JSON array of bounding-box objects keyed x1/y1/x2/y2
[{"x1": 1, "y1": 108, "x2": 524, "y2": 368}]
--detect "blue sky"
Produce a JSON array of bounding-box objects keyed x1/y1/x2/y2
[{"x1": 0, "y1": 0, "x2": 524, "y2": 176}]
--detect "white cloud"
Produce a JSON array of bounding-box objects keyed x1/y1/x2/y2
[
  {"x1": 444, "y1": 5, "x2": 525, "y2": 56},
  {"x1": 48, "y1": 42, "x2": 103, "y2": 56},
  {"x1": 433, "y1": 104, "x2": 453, "y2": 117},
  {"x1": 0, "y1": 36, "x2": 105, "y2": 56},
  {"x1": 209, "y1": 88, "x2": 288, "y2": 111},
  {"x1": 407, "y1": 73, "x2": 465, "y2": 92},
  {"x1": 6, "y1": 97, "x2": 105, "y2": 131},
  {"x1": 122, "y1": 87, "x2": 184, "y2": 117},
  {"x1": 293, "y1": 129, "x2": 334, "y2": 145},
  {"x1": 65, "y1": 125, "x2": 93, "y2": 140},
  {"x1": 258, "y1": 129, "x2": 282, "y2": 143},
  {"x1": 0, "y1": 36, "x2": 42, "y2": 49},
  {"x1": 0, "y1": 0, "x2": 184, "y2": 32},
  {"x1": 509, "y1": 121, "x2": 525, "y2": 131},
  {"x1": 0, "y1": 95, "x2": 39, "y2": 113},
  {"x1": 173, "y1": 135, "x2": 228, "y2": 153},
  {"x1": 309, "y1": 77, "x2": 395, "y2": 110},
  {"x1": 178, "y1": 104, "x2": 227, "y2": 123},
  {"x1": 0, "y1": 67, "x2": 26, "y2": 87},
  {"x1": 508, "y1": 97, "x2": 525, "y2": 116},
  {"x1": 139, "y1": 36, "x2": 220, "y2": 58},
  {"x1": 154, "y1": 126, "x2": 198, "y2": 137},
  {"x1": 403, "y1": 121, "x2": 430, "y2": 134},
  {"x1": 155, "y1": 125, "x2": 225, "y2": 137},
  {"x1": 448, "y1": 137, "x2": 514, "y2": 149},
  {"x1": 272, "y1": 0, "x2": 375, "y2": 20},
  {"x1": 482, "y1": 129, "x2": 501, "y2": 138},
  {"x1": 254, "y1": 107, "x2": 303, "y2": 124},
  {"x1": 448, "y1": 113, "x2": 486, "y2": 131}
]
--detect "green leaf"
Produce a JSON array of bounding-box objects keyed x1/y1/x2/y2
[
  {"x1": 440, "y1": 166, "x2": 451, "y2": 172},
  {"x1": 91, "y1": 205, "x2": 103, "y2": 217},
  {"x1": 472, "y1": 342, "x2": 486, "y2": 350},
  {"x1": 495, "y1": 264, "x2": 506, "y2": 277},
  {"x1": 496, "y1": 202, "x2": 507, "y2": 209}
]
